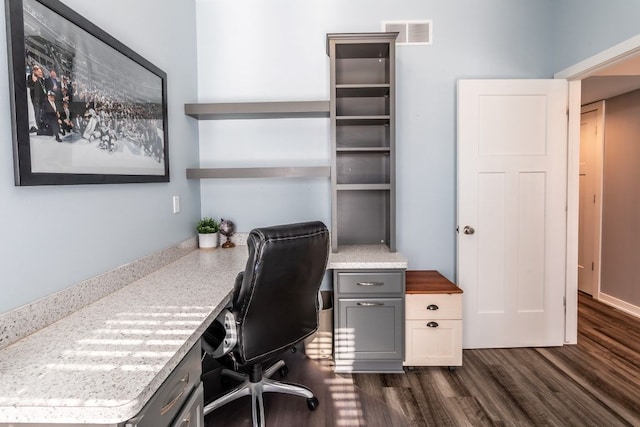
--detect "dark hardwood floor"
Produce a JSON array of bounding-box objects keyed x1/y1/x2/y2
[{"x1": 205, "y1": 293, "x2": 640, "y2": 426}]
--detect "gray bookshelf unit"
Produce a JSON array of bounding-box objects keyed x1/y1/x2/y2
[
  {"x1": 327, "y1": 33, "x2": 398, "y2": 253},
  {"x1": 184, "y1": 33, "x2": 406, "y2": 375}
]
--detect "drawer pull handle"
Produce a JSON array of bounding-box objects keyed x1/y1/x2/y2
[
  {"x1": 427, "y1": 321, "x2": 439, "y2": 328},
  {"x1": 357, "y1": 281, "x2": 384, "y2": 287},
  {"x1": 357, "y1": 302, "x2": 384, "y2": 306},
  {"x1": 427, "y1": 304, "x2": 439, "y2": 311},
  {"x1": 160, "y1": 373, "x2": 189, "y2": 416},
  {"x1": 178, "y1": 413, "x2": 192, "y2": 427}
]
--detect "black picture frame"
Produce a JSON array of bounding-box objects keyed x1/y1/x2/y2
[{"x1": 5, "y1": 0, "x2": 170, "y2": 185}]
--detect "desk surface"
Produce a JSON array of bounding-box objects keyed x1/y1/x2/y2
[
  {"x1": 0, "y1": 248, "x2": 246, "y2": 425},
  {"x1": 0, "y1": 245, "x2": 407, "y2": 425},
  {"x1": 405, "y1": 270, "x2": 463, "y2": 294}
]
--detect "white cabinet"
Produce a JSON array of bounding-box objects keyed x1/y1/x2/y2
[{"x1": 404, "y1": 271, "x2": 463, "y2": 368}]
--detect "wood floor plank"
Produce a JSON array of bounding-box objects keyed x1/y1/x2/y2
[
  {"x1": 381, "y1": 386, "x2": 427, "y2": 427},
  {"x1": 204, "y1": 350, "x2": 412, "y2": 426},
  {"x1": 407, "y1": 370, "x2": 460, "y2": 426},
  {"x1": 205, "y1": 293, "x2": 640, "y2": 426}
]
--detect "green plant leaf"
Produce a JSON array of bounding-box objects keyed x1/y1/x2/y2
[{"x1": 196, "y1": 216, "x2": 219, "y2": 233}]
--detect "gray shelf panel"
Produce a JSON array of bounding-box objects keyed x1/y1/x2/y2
[
  {"x1": 187, "y1": 166, "x2": 331, "y2": 179},
  {"x1": 336, "y1": 183, "x2": 391, "y2": 191},
  {"x1": 337, "y1": 96, "x2": 389, "y2": 116},
  {"x1": 336, "y1": 85, "x2": 390, "y2": 97},
  {"x1": 337, "y1": 147, "x2": 390, "y2": 152},
  {"x1": 326, "y1": 32, "x2": 399, "y2": 57},
  {"x1": 336, "y1": 191, "x2": 392, "y2": 248},
  {"x1": 337, "y1": 124, "x2": 390, "y2": 149},
  {"x1": 336, "y1": 116, "x2": 390, "y2": 126},
  {"x1": 185, "y1": 101, "x2": 330, "y2": 119},
  {"x1": 335, "y1": 58, "x2": 390, "y2": 85},
  {"x1": 336, "y1": 152, "x2": 390, "y2": 185}
]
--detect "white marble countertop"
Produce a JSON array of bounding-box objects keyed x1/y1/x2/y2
[
  {"x1": 0, "y1": 244, "x2": 406, "y2": 425},
  {"x1": 328, "y1": 245, "x2": 408, "y2": 270},
  {"x1": 0, "y1": 247, "x2": 247, "y2": 425}
]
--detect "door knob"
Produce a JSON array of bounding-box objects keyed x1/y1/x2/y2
[{"x1": 463, "y1": 226, "x2": 475, "y2": 235}]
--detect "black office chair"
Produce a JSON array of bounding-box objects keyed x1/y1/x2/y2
[{"x1": 201, "y1": 221, "x2": 330, "y2": 426}]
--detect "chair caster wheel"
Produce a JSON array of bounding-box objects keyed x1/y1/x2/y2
[
  {"x1": 279, "y1": 365, "x2": 289, "y2": 378},
  {"x1": 307, "y1": 396, "x2": 319, "y2": 411}
]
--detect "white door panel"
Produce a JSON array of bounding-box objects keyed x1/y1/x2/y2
[{"x1": 458, "y1": 79, "x2": 567, "y2": 349}]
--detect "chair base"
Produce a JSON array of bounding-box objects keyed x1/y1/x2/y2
[{"x1": 203, "y1": 359, "x2": 319, "y2": 427}]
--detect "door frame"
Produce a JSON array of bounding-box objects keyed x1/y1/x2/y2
[
  {"x1": 578, "y1": 101, "x2": 605, "y2": 298},
  {"x1": 556, "y1": 34, "x2": 640, "y2": 344}
]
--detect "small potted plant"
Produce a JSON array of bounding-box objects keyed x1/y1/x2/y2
[{"x1": 197, "y1": 217, "x2": 220, "y2": 249}]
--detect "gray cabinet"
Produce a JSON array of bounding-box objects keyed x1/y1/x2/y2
[
  {"x1": 126, "y1": 342, "x2": 203, "y2": 427},
  {"x1": 170, "y1": 383, "x2": 204, "y2": 427},
  {"x1": 327, "y1": 33, "x2": 398, "y2": 252},
  {"x1": 333, "y1": 269, "x2": 405, "y2": 373}
]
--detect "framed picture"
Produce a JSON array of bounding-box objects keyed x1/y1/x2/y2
[{"x1": 5, "y1": 0, "x2": 170, "y2": 185}]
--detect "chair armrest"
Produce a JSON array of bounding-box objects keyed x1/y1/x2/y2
[{"x1": 202, "y1": 309, "x2": 238, "y2": 359}]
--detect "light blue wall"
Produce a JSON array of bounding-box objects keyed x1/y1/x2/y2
[
  {"x1": 4, "y1": 0, "x2": 640, "y2": 315},
  {"x1": 551, "y1": 0, "x2": 640, "y2": 72},
  {"x1": 195, "y1": 0, "x2": 556, "y2": 280},
  {"x1": 0, "y1": 0, "x2": 201, "y2": 314}
]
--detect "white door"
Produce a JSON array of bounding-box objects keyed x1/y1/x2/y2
[
  {"x1": 578, "y1": 103, "x2": 603, "y2": 296},
  {"x1": 457, "y1": 79, "x2": 567, "y2": 349}
]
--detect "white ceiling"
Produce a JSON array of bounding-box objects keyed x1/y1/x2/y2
[{"x1": 581, "y1": 52, "x2": 640, "y2": 104}]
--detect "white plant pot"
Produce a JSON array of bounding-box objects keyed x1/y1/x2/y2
[{"x1": 198, "y1": 232, "x2": 219, "y2": 249}]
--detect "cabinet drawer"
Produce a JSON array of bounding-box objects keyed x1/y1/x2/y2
[
  {"x1": 171, "y1": 382, "x2": 204, "y2": 427},
  {"x1": 336, "y1": 271, "x2": 404, "y2": 295},
  {"x1": 406, "y1": 293, "x2": 462, "y2": 320},
  {"x1": 127, "y1": 342, "x2": 202, "y2": 427},
  {"x1": 404, "y1": 319, "x2": 462, "y2": 366},
  {"x1": 335, "y1": 297, "x2": 403, "y2": 361}
]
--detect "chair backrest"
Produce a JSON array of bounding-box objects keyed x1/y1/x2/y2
[{"x1": 231, "y1": 221, "x2": 329, "y2": 365}]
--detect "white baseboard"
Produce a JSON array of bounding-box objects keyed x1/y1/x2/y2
[{"x1": 597, "y1": 292, "x2": 640, "y2": 319}]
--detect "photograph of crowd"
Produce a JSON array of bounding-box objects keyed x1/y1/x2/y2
[{"x1": 9, "y1": 0, "x2": 169, "y2": 184}]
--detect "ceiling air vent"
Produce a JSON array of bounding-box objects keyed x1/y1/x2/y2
[{"x1": 383, "y1": 20, "x2": 432, "y2": 45}]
